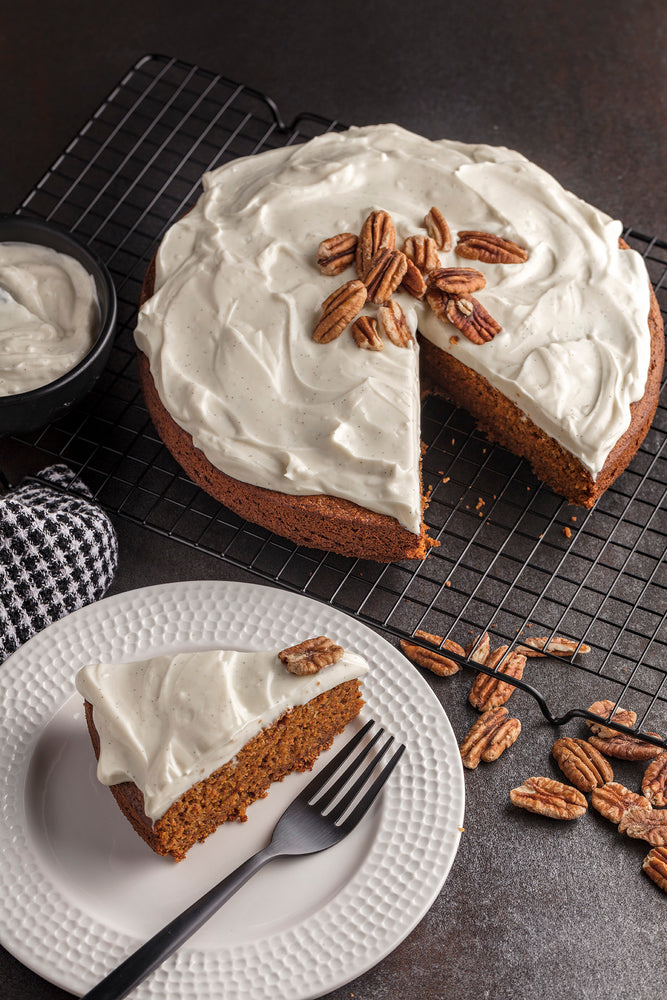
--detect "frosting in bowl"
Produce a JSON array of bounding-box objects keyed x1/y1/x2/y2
[
  {"x1": 135, "y1": 125, "x2": 652, "y2": 533},
  {"x1": 0, "y1": 242, "x2": 99, "y2": 395},
  {"x1": 76, "y1": 646, "x2": 369, "y2": 821}
]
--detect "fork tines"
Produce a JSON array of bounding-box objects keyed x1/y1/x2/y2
[{"x1": 302, "y1": 719, "x2": 405, "y2": 833}]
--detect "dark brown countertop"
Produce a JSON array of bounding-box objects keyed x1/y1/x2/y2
[{"x1": 1, "y1": 2, "x2": 666, "y2": 998}]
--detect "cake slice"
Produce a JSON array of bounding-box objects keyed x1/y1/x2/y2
[{"x1": 76, "y1": 637, "x2": 368, "y2": 861}]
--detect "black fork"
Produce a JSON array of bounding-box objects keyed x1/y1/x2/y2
[{"x1": 83, "y1": 719, "x2": 405, "y2": 1000}]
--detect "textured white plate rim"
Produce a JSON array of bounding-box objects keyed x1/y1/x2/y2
[{"x1": 0, "y1": 580, "x2": 465, "y2": 999}]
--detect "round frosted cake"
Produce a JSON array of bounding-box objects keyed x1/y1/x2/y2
[{"x1": 134, "y1": 124, "x2": 663, "y2": 561}]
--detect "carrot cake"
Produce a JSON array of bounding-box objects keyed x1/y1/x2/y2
[
  {"x1": 75, "y1": 637, "x2": 368, "y2": 861},
  {"x1": 134, "y1": 124, "x2": 663, "y2": 561}
]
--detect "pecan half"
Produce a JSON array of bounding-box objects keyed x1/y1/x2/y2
[
  {"x1": 643, "y1": 846, "x2": 667, "y2": 893},
  {"x1": 516, "y1": 636, "x2": 591, "y2": 657},
  {"x1": 278, "y1": 635, "x2": 344, "y2": 675},
  {"x1": 316, "y1": 232, "x2": 358, "y2": 275},
  {"x1": 642, "y1": 753, "x2": 667, "y2": 807},
  {"x1": 588, "y1": 731, "x2": 664, "y2": 761},
  {"x1": 400, "y1": 637, "x2": 465, "y2": 677},
  {"x1": 455, "y1": 230, "x2": 528, "y2": 264},
  {"x1": 427, "y1": 267, "x2": 486, "y2": 295},
  {"x1": 591, "y1": 782, "x2": 651, "y2": 825},
  {"x1": 510, "y1": 776, "x2": 587, "y2": 820},
  {"x1": 313, "y1": 280, "x2": 367, "y2": 343},
  {"x1": 400, "y1": 257, "x2": 427, "y2": 298},
  {"x1": 468, "y1": 646, "x2": 526, "y2": 711},
  {"x1": 351, "y1": 315, "x2": 383, "y2": 351},
  {"x1": 619, "y1": 805, "x2": 667, "y2": 846},
  {"x1": 585, "y1": 699, "x2": 638, "y2": 738},
  {"x1": 459, "y1": 706, "x2": 521, "y2": 769},
  {"x1": 364, "y1": 249, "x2": 408, "y2": 304},
  {"x1": 444, "y1": 294, "x2": 502, "y2": 345},
  {"x1": 402, "y1": 234, "x2": 439, "y2": 273},
  {"x1": 356, "y1": 210, "x2": 396, "y2": 279},
  {"x1": 464, "y1": 632, "x2": 491, "y2": 665},
  {"x1": 377, "y1": 299, "x2": 413, "y2": 347},
  {"x1": 425, "y1": 207, "x2": 452, "y2": 251},
  {"x1": 552, "y1": 737, "x2": 613, "y2": 792}
]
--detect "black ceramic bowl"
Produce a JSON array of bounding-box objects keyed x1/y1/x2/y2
[{"x1": 0, "y1": 214, "x2": 117, "y2": 435}]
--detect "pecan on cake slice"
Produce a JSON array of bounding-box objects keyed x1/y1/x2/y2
[
  {"x1": 351, "y1": 315, "x2": 384, "y2": 351},
  {"x1": 377, "y1": 300, "x2": 413, "y2": 348},
  {"x1": 402, "y1": 234, "x2": 439, "y2": 273},
  {"x1": 363, "y1": 249, "x2": 408, "y2": 304},
  {"x1": 279, "y1": 636, "x2": 345, "y2": 675}
]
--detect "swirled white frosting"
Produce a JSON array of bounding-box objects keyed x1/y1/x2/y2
[
  {"x1": 76, "y1": 647, "x2": 368, "y2": 821},
  {"x1": 134, "y1": 125, "x2": 652, "y2": 533},
  {"x1": 0, "y1": 242, "x2": 99, "y2": 395}
]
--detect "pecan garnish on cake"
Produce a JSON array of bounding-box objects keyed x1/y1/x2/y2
[
  {"x1": 424, "y1": 207, "x2": 452, "y2": 251},
  {"x1": 377, "y1": 300, "x2": 413, "y2": 348},
  {"x1": 455, "y1": 230, "x2": 528, "y2": 264},
  {"x1": 317, "y1": 232, "x2": 358, "y2": 275},
  {"x1": 428, "y1": 267, "x2": 486, "y2": 295},
  {"x1": 313, "y1": 280, "x2": 368, "y2": 343},
  {"x1": 402, "y1": 234, "x2": 439, "y2": 273},
  {"x1": 356, "y1": 210, "x2": 396, "y2": 279},
  {"x1": 364, "y1": 249, "x2": 408, "y2": 304},
  {"x1": 351, "y1": 315, "x2": 384, "y2": 351},
  {"x1": 279, "y1": 636, "x2": 345, "y2": 675}
]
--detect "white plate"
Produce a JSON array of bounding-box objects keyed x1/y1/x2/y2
[{"x1": 0, "y1": 580, "x2": 464, "y2": 999}]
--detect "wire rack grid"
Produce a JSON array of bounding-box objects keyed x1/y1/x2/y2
[{"x1": 8, "y1": 54, "x2": 667, "y2": 747}]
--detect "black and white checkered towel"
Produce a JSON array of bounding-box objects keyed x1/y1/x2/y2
[{"x1": 0, "y1": 464, "x2": 118, "y2": 661}]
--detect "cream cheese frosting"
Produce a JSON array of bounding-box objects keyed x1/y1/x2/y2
[
  {"x1": 0, "y1": 242, "x2": 99, "y2": 395},
  {"x1": 76, "y1": 646, "x2": 369, "y2": 821},
  {"x1": 134, "y1": 124, "x2": 652, "y2": 533}
]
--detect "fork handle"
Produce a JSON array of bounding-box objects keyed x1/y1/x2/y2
[{"x1": 82, "y1": 844, "x2": 277, "y2": 1000}]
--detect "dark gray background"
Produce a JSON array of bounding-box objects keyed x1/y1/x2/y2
[{"x1": 1, "y1": 2, "x2": 666, "y2": 998}]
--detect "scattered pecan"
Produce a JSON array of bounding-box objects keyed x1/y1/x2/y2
[
  {"x1": 459, "y1": 707, "x2": 521, "y2": 769},
  {"x1": 551, "y1": 737, "x2": 613, "y2": 792},
  {"x1": 585, "y1": 699, "x2": 638, "y2": 738},
  {"x1": 643, "y1": 846, "x2": 667, "y2": 893},
  {"x1": 642, "y1": 753, "x2": 667, "y2": 807},
  {"x1": 425, "y1": 206, "x2": 452, "y2": 251},
  {"x1": 468, "y1": 646, "x2": 526, "y2": 711},
  {"x1": 591, "y1": 782, "x2": 651, "y2": 825},
  {"x1": 400, "y1": 257, "x2": 427, "y2": 298},
  {"x1": 510, "y1": 776, "x2": 587, "y2": 820},
  {"x1": 588, "y1": 731, "x2": 664, "y2": 761},
  {"x1": 443, "y1": 294, "x2": 501, "y2": 345},
  {"x1": 400, "y1": 636, "x2": 465, "y2": 676},
  {"x1": 377, "y1": 299, "x2": 413, "y2": 347},
  {"x1": 619, "y1": 805, "x2": 667, "y2": 846},
  {"x1": 516, "y1": 636, "x2": 591, "y2": 657},
  {"x1": 415, "y1": 629, "x2": 443, "y2": 644},
  {"x1": 427, "y1": 267, "x2": 486, "y2": 295},
  {"x1": 464, "y1": 632, "x2": 491, "y2": 664},
  {"x1": 351, "y1": 315, "x2": 383, "y2": 351},
  {"x1": 364, "y1": 249, "x2": 408, "y2": 304},
  {"x1": 455, "y1": 230, "x2": 528, "y2": 264},
  {"x1": 313, "y1": 280, "x2": 367, "y2": 343},
  {"x1": 356, "y1": 210, "x2": 396, "y2": 279},
  {"x1": 278, "y1": 635, "x2": 344, "y2": 675},
  {"x1": 316, "y1": 232, "x2": 358, "y2": 275},
  {"x1": 402, "y1": 234, "x2": 439, "y2": 273}
]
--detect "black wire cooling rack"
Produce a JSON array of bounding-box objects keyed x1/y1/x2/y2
[{"x1": 7, "y1": 54, "x2": 667, "y2": 748}]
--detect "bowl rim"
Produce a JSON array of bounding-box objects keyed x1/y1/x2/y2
[{"x1": 0, "y1": 213, "x2": 118, "y2": 407}]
